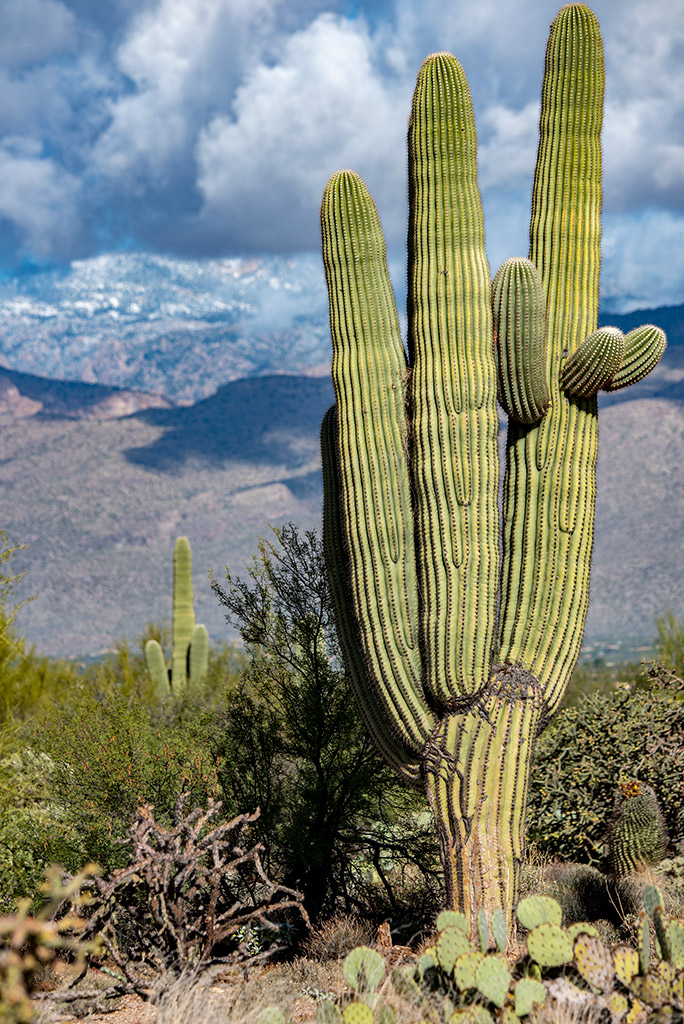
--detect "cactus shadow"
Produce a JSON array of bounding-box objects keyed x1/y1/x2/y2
[{"x1": 123, "y1": 374, "x2": 335, "y2": 472}]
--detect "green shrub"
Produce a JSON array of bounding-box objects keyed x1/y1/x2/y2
[
  {"x1": 655, "y1": 609, "x2": 684, "y2": 678},
  {"x1": 528, "y1": 664, "x2": 683, "y2": 866},
  {"x1": 0, "y1": 550, "x2": 246, "y2": 908},
  {"x1": 210, "y1": 524, "x2": 440, "y2": 924},
  {"x1": 29, "y1": 684, "x2": 222, "y2": 869},
  {"x1": 0, "y1": 663, "x2": 240, "y2": 910}
]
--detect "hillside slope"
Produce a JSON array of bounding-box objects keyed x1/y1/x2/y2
[
  {"x1": 6, "y1": 374, "x2": 332, "y2": 654},
  {"x1": 2, "y1": 356, "x2": 681, "y2": 656}
]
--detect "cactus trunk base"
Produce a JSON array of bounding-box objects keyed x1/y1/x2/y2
[{"x1": 422, "y1": 667, "x2": 545, "y2": 932}]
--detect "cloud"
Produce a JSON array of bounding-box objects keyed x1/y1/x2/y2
[
  {"x1": 0, "y1": 140, "x2": 81, "y2": 260},
  {"x1": 601, "y1": 209, "x2": 684, "y2": 312},
  {"x1": 194, "y1": 13, "x2": 410, "y2": 251},
  {"x1": 88, "y1": 0, "x2": 280, "y2": 187},
  {"x1": 478, "y1": 101, "x2": 539, "y2": 192},
  {"x1": 0, "y1": 0, "x2": 76, "y2": 70},
  {"x1": 0, "y1": 0, "x2": 680, "y2": 309}
]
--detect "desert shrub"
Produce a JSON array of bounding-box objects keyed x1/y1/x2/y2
[
  {"x1": 528, "y1": 663, "x2": 684, "y2": 866},
  {"x1": 302, "y1": 915, "x2": 375, "y2": 962},
  {"x1": 82, "y1": 796, "x2": 307, "y2": 998},
  {"x1": 654, "y1": 609, "x2": 684, "y2": 677},
  {"x1": 0, "y1": 641, "x2": 81, "y2": 728},
  {"x1": 0, "y1": 676, "x2": 232, "y2": 912},
  {"x1": 31, "y1": 683, "x2": 223, "y2": 869},
  {"x1": 0, "y1": 572, "x2": 245, "y2": 910},
  {"x1": 210, "y1": 524, "x2": 440, "y2": 924},
  {"x1": 0, "y1": 737, "x2": 93, "y2": 915}
]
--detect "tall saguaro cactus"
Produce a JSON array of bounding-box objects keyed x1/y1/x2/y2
[
  {"x1": 145, "y1": 536, "x2": 209, "y2": 696},
  {"x1": 320, "y1": 4, "x2": 666, "y2": 929}
]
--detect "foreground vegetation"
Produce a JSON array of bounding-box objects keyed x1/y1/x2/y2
[{"x1": 0, "y1": 526, "x2": 682, "y2": 1022}]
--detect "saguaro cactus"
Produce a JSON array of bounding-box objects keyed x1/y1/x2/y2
[
  {"x1": 145, "y1": 536, "x2": 209, "y2": 695},
  {"x1": 320, "y1": 4, "x2": 666, "y2": 929}
]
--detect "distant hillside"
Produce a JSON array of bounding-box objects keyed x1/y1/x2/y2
[
  {"x1": 5, "y1": 374, "x2": 333, "y2": 655},
  {"x1": 0, "y1": 253, "x2": 330, "y2": 404},
  {"x1": 2, "y1": 350, "x2": 682, "y2": 656},
  {"x1": 1, "y1": 251, "x2": 681, "y2": 406},
  {"x1": 0, "y1": 366, "x2": 170, "y2": 421}
]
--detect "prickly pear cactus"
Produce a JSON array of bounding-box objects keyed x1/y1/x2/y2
[
  {"x1": 145, "y1": 536, "x2": 209, "y2": 696},
  {"x1": 249, "y1": 893, "x2": 684, "y2": 1024},
  {"x1": 320, "y1": 3, "x2": 667, "y2": 928}
]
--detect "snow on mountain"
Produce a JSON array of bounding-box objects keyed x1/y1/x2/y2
[{"x1": 0, "y1": 253, "x2": 332, "y2": 403}]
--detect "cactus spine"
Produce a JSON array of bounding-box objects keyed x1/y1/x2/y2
[
  {"x1": 145, "y1": 536, "x2": 209, "y2": 695},
  {"x1": 320, "y1": 4, "x2": 666, "y2": 929}
]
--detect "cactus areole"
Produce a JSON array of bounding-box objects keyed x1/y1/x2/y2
[{"x1": 319, "y1": 4, "x2": 666, "y2": 930}]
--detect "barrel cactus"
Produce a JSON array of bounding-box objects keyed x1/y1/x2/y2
[
  {"x1": 320, "y1": 4, "x2": 666, "y2": 930},
  {"x1": 608, "y1": 780, "x2": 668, "y2": 877},
  {"x1": 145, "y1": 536, "x2": 209, "y2": 695}
]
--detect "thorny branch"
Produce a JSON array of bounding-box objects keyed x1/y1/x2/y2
[{"x1": 76, "y1": 793, "x2": 308, "y2": 1000}]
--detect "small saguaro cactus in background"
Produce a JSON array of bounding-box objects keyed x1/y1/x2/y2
[
  {"x1": 320, "y1": 4, "x2": 667, "y2": 933},
  {"x1": 145, "y1": 536, "x2": 209, "y2": 695}
]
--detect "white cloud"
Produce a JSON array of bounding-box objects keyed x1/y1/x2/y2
[
  {"x1": 478, "y1": 101, "x2": 539, "y2": 192},
  {"x1": 601, "y1": 209, "x2": 684, "y2": 311},
  {"x1": 195, "y1": 13, "x2": 410, "y2": 250},
  {"x1": 0, "y1": 65, "x2": 81, "y2": 139},
  {"x1": 0, "y1": 142, "x2": 81, "y2": 259},
  {"x1": 89, "y1": 0, "x2": 279, "y2": 186}
]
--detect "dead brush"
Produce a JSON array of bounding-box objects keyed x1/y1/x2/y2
[
  {"x1": 77, "y1": 793, "x2": 308, "y2": 1001},
  {"x1": 301, "y1": 915, "x2": 375, "y2": 962}
]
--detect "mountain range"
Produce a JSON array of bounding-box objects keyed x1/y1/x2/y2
[
  {"x1": 0, "y1": 253, "x2": 682, "y2": 658},
  {"x1": 0, "y1": 254, "x2": 331, "y2": 404}
]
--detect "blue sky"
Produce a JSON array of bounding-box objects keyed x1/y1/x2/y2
[{"x1": 0, "y1": 0, "x2": 682, "y2": 311}]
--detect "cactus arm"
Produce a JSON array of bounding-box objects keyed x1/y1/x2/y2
[
  {"x1": 561, "y1": 326, "x2": 625, "y2": 396},
  {"x1": 321, "y1": 170, "x2": 434, "y2": 753},
  {"x1": 492, "y1": 258, "x2": 549, "y2": 424},
  {"x1": 497, "y1": 4, "x2": 604, "y2": 713},
  {"x1": 604, "y1": 324, "x2": 667, "y2": 391},
  {"x1": 171, "y1": 537, "x2": 196, "y2": 689},
  {"x1": 407, "y1": 53, "x2": 499, "y2": 702},
  {"x1": 145, "y1": 638, "x2": 170, "y2": 699},
  {"x1": 321, "y1": 406, "x2": 422, "y2": 785},
  {"x1": 188, "y1": 624, "x2": 209, "y2": 684}
]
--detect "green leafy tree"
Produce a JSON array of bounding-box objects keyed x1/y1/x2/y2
[{"x1": 210, "y1": 525, "x2": 439, "y2": 923}]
